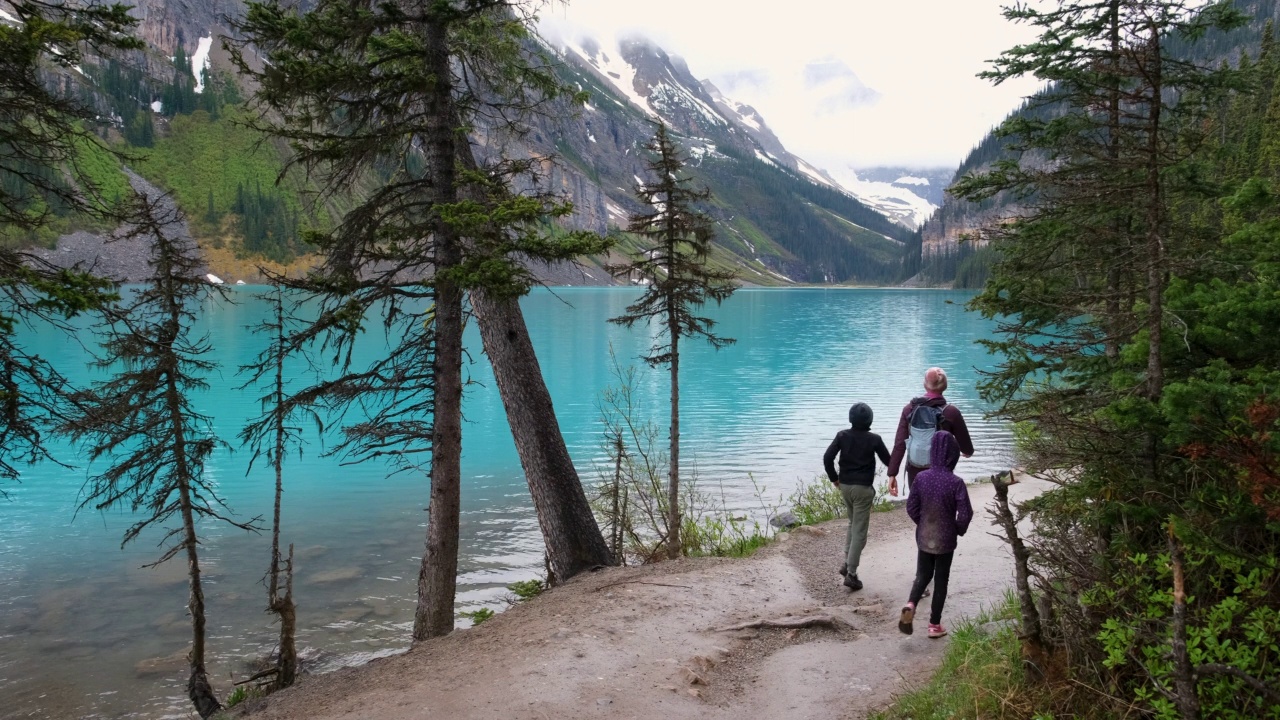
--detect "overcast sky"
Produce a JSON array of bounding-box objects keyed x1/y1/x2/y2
[{"x1": 537, "y1": 1, "x2": 1043, "y2": 172}]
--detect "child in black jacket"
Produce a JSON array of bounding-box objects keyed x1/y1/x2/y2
[{"x1": 823, "y1": 402, "x2": 890, "y2": 591}]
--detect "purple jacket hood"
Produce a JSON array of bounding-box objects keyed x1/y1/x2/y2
[{"x1": 930, "y1": 430, "x2": 960, "y2": 471}]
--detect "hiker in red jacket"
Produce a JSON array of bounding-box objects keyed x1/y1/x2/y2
[{"x1": 887, "y1": 367, "x2": 974, "y2": 496}]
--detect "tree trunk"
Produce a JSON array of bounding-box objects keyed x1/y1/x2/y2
[
  {"x1": 182, "y1": 509, "x2": 221, "y2": 719},
  {"x1": 610, "y1": 434, "x2": 625, "y2": 560},
  {"x1": 471, "y1": 288, "x2": 614, "y2": 579},
  {"x1": 1144, "y1": 22, "x2": 1165, "y2": 402},
  {"x1": 268, "y1": 292, "x2": 297, "y2": 690},
  {"x1": 666, "y1": 325, "x2": 681, "y2": 560},
  {"x1": 272, "y1": 545, "x2": 297, "y2": 690},
  {"x1": 1105, "y1": 0, "x2": 1122, "y2": 360},
  {"x1": 1169, "y1": 534, "x2": 1200, "y2": 719},
  {"x1": 168, "y1": 361, "x2": 221, "y2": 718},
  {"x1": 992, "y1": 475, "x2": 1042, "y2": 646},
  {"x1": 414, "y1": 13, "x2": 463, "y2": 642},
  {"x1": 170, "y1": 437, "x2": 220, "y2": 717}
]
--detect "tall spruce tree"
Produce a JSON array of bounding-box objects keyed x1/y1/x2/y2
[
  {"x1": 948, "y1": 2, "x2": 1280, "y2": 716},
  {"x1": 59, "y1": 190, "x2": 257, "y2": 719},
  {"x1": 232, "y1": 0, "x2": 611, "y2": 639},
  {"x1": 609, "y1": 123, "x2": 736, "y2": 560}
]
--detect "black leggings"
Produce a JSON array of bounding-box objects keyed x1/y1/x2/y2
[{"x1": 909, "y1": 550, "x2": 954, "y2": 625}]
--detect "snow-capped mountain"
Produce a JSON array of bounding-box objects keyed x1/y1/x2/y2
[
  {"x1": 551, "y1": 33, "x2": 938, "y2": 232},
  {"x1": 43, "y1": 0, "x2": 919, "y2": 285},
  {"x1": 825, "y1": 166, "x2": 953, "y2": 229}
]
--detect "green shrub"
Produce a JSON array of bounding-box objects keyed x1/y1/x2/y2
[
  {"x1": 224, "y1": 685, "x2": 262, "y2": 708},
  {"x1": 788, "y1": 475, "x2": 846, "y2": 525},
  {"x1": 461, "y1": 607, "x2": 495, "y2": 626},
  {"x1": 507, "y1": 579, "x2": 545, "y2": 601},
  {"x1": 683, "y1": 512, "x2": 772, "y2": 558}
]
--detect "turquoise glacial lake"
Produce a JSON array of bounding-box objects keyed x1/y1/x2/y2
[{"x1": 0, "y1": 287, "x2": 1013, "y2": 719}]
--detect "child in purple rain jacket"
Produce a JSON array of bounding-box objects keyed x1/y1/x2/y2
[{"x1": 899, "y1": 430, "x2": 973, "y2": 638}]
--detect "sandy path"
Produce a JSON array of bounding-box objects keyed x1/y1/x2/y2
[{"x1": 236, "y1": 475, "x2": 1047, "y2": 720}]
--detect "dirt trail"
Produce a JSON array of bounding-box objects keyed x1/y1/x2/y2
[{"x1": 237, "y1": 475, "x2": 1047, "y2": 720}]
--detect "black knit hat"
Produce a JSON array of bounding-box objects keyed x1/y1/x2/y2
[{"x1": 848, "y1": 402, "x2": 873, "y2": 430}]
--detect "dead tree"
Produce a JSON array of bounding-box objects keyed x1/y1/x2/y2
[
  {"x1": 238, "y1": 286, "x2": 315, "y2": 690},
  {"x1": 990, "y1": 471, "x2": 1053, "y2": 674}
]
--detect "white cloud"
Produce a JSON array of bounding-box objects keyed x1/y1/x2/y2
[{"x1": 536, "y1": 0, "x2": 1042, "y2": 169}]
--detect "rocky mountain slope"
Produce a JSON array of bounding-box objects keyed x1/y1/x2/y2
[
  {"x1": 522, "y1": 33, "x2": 918, "y2": 284},
  {"x1": 28, "y1": 2, "x2": 924, "y2": 286}
]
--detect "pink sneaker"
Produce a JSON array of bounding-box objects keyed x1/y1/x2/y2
[
  {"x1": 927, "y1": 623, "x2": 948, "y2": 638},
  {"x1": 898, "y1": 603, "x2": 915, "y2": 635}
]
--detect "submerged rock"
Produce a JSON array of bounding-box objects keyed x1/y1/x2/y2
[
  {"x1": 135, "y1": 648, "x2": 189, "y2": 677},
  {"x1": 307, "y1": 567, "x2": 363, "y2": 585}
]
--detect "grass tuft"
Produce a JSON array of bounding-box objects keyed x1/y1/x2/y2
[{"x1": 872, "y1": 592, "x2": 1029, "y2": 720}]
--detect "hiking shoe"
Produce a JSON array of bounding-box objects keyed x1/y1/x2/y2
[
  {"x1": 839, "y1": 563, "x2": 848, "y2": 577},
  {"x1": 842, "y1": 573, "x2": 863, "y2": 591},
  {"x1": 927, "y1": 623, "x2": 948, "y2": 639},
  {"x1": 898, "y1": 603, "x2": 915, "y2": 635}
]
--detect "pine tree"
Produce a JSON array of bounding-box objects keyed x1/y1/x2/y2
[
  {"x1": 59, "y1": 192, "x2": 257, "y2": 719},
  {"x1": 950, "y1": 1, "x2": 1280, "y2": 715},
  {"x1": 232, "y1": 0, "x2": 612, "y2": 639},
  {"x1": 609, "y1": 123, "x2": 736, "y2": 560}
]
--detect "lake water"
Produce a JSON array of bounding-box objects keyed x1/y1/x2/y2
[{"x1": 0, "y1": 287, "x2": 1013, "y2": 719}]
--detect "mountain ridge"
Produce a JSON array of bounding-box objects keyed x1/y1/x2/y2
[{"x1": 28, "y1": 2, "x2": 929, "y2": 286}]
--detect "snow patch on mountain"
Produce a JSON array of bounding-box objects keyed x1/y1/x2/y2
[
  {"x1": 826, "y1": 168, "x2": 938, "y2": 229},
  {"x1": 649, "y1": 81, "x2": 723, "y2": 127},
  {"x1": 555, "y1": 38, "x2": 659, "y2": 121},
  {"x1": 0, "y1": 7, "x2": 21, "y2": 25},
  {"x1": 191, "y1": 35, "x2": 213, "y2": 93},
  {"x1": 796, "y1": 159, "x2": 837, "y2": 188},
  {"x1": 894, "y1": 176, "x2": 929, "y2": 185},
  {"x1": 689, "y1": 142, "x2": 719, "y2": 161}
]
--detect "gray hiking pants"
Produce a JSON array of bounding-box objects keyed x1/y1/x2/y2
[{"x1": 840, "y1": 483, "x2": 876, "y2": 577}]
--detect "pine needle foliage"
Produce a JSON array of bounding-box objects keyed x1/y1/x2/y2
[
  {"x1": 0, "y1": 0, "x2": 141, "y2": 229},
  {"x1": 230, "y1": 0, "x2": 609, "y2": 639},
  {"x1": 950, "y1": 2, "x2": 1280, "y2": 717},
  {"x1": 0, "y1": 0, "x2": 138, "y2": 497}
]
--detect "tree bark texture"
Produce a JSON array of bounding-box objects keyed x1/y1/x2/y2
[
  {"x1": 992, "y1": 475, "x2": 1042, "y2": 647},
  {"x1": 1105, "y1": 0, "x2": 1123, "y2": 360},
  {"x1": 414, "y1": 14, "x2": 463, "y2": 642},
  {"x1": 1144, "y1": 21, "x2": 1166, "y2": 401},
  {"x1": 166, "y1": 353, "x2": 221, "y2": 718},
  {"x1": 271, "y1": 544, "x2": 297, "y2": 690},
  {"x1": 176, "y1": 458, "x2": 220, "y2": 718},
  {"x1": 1169, "y1": 534, "x2": 1201, "y2": 720},
  {"x1": 471, "y1": 288, "x2": 614, "y2": 578},
  {"x1": 666, "y1": 322, "x2": 681, "y2": 560},
  {"x1": 268, "y1": 294, "x2": 297, "y2": 690}
]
